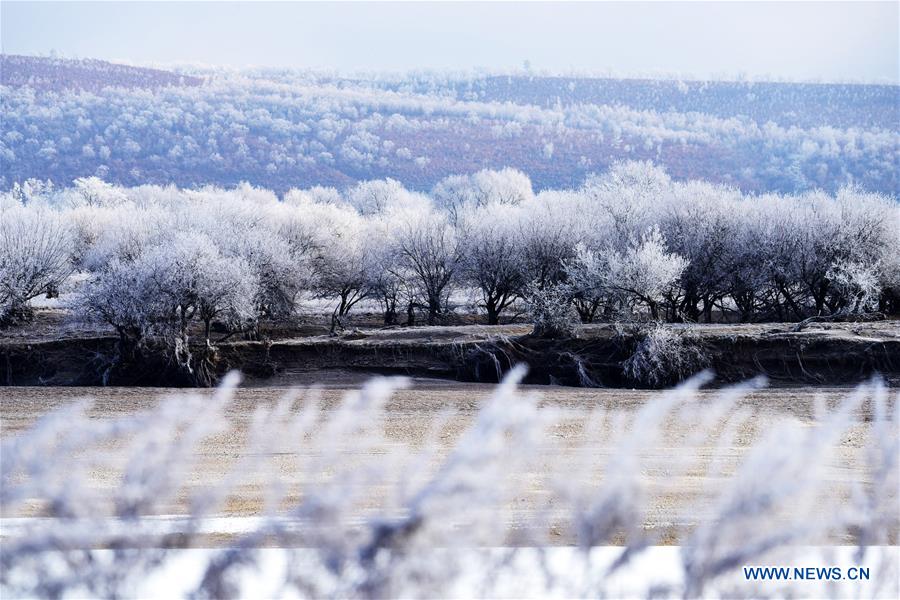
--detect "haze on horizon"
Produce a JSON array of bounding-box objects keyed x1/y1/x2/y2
[{"x1": 1, "y1": 1, "x2": 898, "y2": 83}]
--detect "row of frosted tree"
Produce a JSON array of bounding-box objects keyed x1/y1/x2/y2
[{"x1": 2, "y1": 163, "x2": 898, "y2": 351}]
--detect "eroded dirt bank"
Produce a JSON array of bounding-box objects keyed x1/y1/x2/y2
[{"x1": 2, "y1": 319, "x2": 899, "y2": 387}]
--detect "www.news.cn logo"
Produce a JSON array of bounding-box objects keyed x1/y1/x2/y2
[{"x1": 743, "y1": 566, "x2": 870, "y2": 581}]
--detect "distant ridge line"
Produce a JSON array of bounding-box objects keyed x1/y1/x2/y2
[{"x1": 0, "y1": 54, "x2": 203, "y2": 92}]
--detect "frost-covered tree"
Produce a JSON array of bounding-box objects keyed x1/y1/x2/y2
[
  {"x1": 194, "y1": 256, "x2": 258, "y2": 343},
  {"x1": 457, "y1": 203, "x2": 527, "y2": 324},
  {"x1": 605, "y1": 226, "x2": 689, "y2": 321},
  {"x1": 71, "y1": 176, "x2": 128, "y2": 207},
  {"x1": 77, "y1": 256, "x2": 155, "y2": 362},
  {"x1": 313, "y1": 212, "x2": 374, "y2": 333},
  {"x1": 143, "y1": 235, "x2": 254, "y2": 361},
  {"x1": 432, "y1": 168, "x2": 533, "y2": 221},
  {"x1": 394, "y1": 208, "x2": 460, "y2": 325},
  {"x1": 566, "y1": 225, "x2": 688, "y2": 324},
  {"x1": 78, "y1": 232, "x2": 257, "y2": 381},
  {"x1": 659, "y1": 181, "x2": 741, "y2": 322},
  {"x1": 582, "y1": 161, "x2": 669, "y2": 247},
  {"x1": 365, "y1": 215, "x2": 414, "y2": 326},
  {"x1": 745, "y1": 186, "x2": 895, "y2": 320},
  {"x1": 78, "y1": 205, "x2": 168, "y2": 270},
  {"x1": 8, "y1": 178, "x2": 55, "y2": 205},
  {"x1": 878, "y1": 224, "x2": 900, "y2": 314},
  {"x1": 517, "y1": 191, "x2": 584, "y2": 289},
  {"x1": 347, "y1": 178, "x2": 427, "y2": 216},
  {"x1": 824, "y1": 187, "x2": 896, "y2": 315},
  {"x1": 566, "y1": 243, "x2": 615, "y2": 323},
  {"x1": 0, "y1": 203, "x2": 73, "y2": 322},
  {"x1": 721, "y1": 204, "x2": 771, "y2": 322},
  {"x1": 283, "y1": 185, "x2": 344, "y2": 206}
]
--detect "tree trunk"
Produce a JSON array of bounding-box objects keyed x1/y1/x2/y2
[
  {"x1": 427, "y1": 298, "x2": 440, "y2": 325},
  {"x1": 485, "y1": 298, "x2": 499, "y2": 325},
  {"x1": 648, "y1": 300, "x2": 659, "y2": 321},
  {"x1": 702, "y1": 298, "x2": 713, "y2": 323}
]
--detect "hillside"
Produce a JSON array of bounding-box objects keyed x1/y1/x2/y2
[
  {"x1": 1, "y1": 55, "x2": 897, "y2": 194},
  {"x1": 379, "y1": 74, "x2": 899, "y2": 130},
  {"x1": 0, "y1": 54, "x2": 203, "y2": 92}
]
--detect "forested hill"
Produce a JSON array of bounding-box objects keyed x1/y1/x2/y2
[
  {"x1": 381, "y1": 74, "x2": 899, "y2": 130},
  {"x1": 1, "y1": 55, "x2": 897, "y2": 195},
  {"x1": 0, "y1": 54, "x2": 203, "y2": 92}
]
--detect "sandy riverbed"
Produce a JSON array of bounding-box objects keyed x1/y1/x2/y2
[{"x1": 0, "y1": 373, "x2": 891, "y2": 545}]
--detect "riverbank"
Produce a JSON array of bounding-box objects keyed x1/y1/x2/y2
[{"x1": 2, "y1": 311, "x2": 898, "y2": 387}]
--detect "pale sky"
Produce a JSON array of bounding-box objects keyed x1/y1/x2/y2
[{"x1": 1, "y1": 1, "x2": 898, "y2": 82}]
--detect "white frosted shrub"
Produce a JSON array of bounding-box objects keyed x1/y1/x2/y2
[
  {"x1": 526, "y1": 281, "x2": 578, "y2": 338},
  {"x1": 622, "y1": 323, "x2": 709, "y2": 387},
  {"x1": 826, "y1": 259, "x2": 882, "y2": 314}
]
